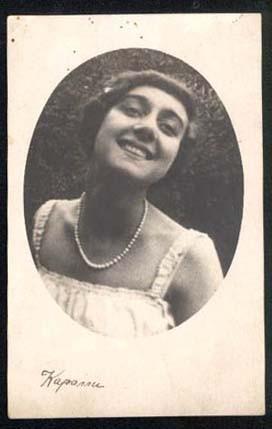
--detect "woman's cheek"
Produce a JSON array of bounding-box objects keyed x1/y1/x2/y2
[
  {"x1": 109, "y1": 111, "x2": 132, "y2": 127},
  {"x1": 164, "y1": 139, "x2": 180, "y2": 163}
]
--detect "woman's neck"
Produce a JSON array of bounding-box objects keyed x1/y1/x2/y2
[{"x1": 82, "y1": 170, "x2": 147, "y2": 240}]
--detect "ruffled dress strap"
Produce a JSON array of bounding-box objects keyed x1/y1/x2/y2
[
  {"x1": 32, "y1": 200, "x2": 57, "y2": 266},
  {"x1": 150, "y1": 229, "x2": 208, "y2": 299}
]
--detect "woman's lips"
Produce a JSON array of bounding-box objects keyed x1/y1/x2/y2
[{"x1": 116, "y1": 138, "x2": 153, "y2": 160}]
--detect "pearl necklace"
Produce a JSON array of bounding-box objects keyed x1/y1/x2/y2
[{"x1": 74, "y1": 193, "x2": 148, "y2": 270}]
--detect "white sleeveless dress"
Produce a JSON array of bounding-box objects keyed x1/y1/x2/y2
[{"x1": 32, "y1": 199, "x2": 208, "y2": 338}]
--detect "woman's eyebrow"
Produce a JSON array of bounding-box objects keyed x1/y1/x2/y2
[{"x1": 122, "y1": 94, "x2": 149, "y2": 108}]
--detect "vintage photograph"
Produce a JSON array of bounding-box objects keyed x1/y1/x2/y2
[
  {"x1": 8, "y1": 14, "x2": 263, "y2": 417},
  {"x1": 24, "y1": 48, "x2": 243, "y2": 338}
]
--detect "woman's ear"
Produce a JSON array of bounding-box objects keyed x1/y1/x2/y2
[{"x1": 187, "y1": 121, "x2": 198, "y2": 140}]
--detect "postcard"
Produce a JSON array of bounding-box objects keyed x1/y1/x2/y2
[{"x1": 8, "y1": 14, "x2": 264, "y2": 417}]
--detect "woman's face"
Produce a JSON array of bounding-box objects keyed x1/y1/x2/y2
[{"x1": 92, "y1": 85, "x2": 189, "y2": 187}]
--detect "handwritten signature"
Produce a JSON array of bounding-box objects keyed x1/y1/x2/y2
[{"x1": 40, "y1": 369, "x2": 105, "y2": 393}]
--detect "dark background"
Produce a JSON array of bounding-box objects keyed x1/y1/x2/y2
[{"x1": 24, "y1": 48, "x2": 243, "y2": 275}]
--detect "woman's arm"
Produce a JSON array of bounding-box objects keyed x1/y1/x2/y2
[{"x1": 167, "y1": 236, "x2": 223, "y2": 326}]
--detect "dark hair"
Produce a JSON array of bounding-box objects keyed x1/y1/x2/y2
[{"x1": 78, "y1": 70, "x2": 196, "y2": 158}]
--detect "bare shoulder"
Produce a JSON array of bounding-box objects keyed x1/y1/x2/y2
[
  {"x1": 34, "y1": 197, "x2": 77, "y2": 242},
  {"x1": 185, "y1": 233, "x2": 222, "y2": 271},
  {"x1": 147, "y1": 203, "x2": 223, "y2": 303},
  {"x1": 42, "y1": 197, "x2": 79, "y2": 233},
  {"x1": 36, "y1": 197, "x2": 80, "y2": 269},
  {"x1": 175, "y1": 233, "x2": 223, "y2": 292},
  {"x1": 167, "y1": 232, "x2": 223, "y2": 324}
]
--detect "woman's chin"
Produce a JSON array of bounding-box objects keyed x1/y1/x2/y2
[{"x1": 104, "y1": 159, "x2": 155, "y2": 188}]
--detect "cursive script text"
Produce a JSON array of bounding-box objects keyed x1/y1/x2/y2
[{"x1": 40, "y1": 369, "x2": 105, "y2": 393}]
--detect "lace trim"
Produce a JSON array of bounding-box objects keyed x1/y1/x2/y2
[
  {"x1": 32, "y1": 199, "x2": 57, "y2": 266},
  {"x1": 150, "y1": 229, "x2": 207, "y2": 298},
  {"x1": 40, "y1": 264, "x2": 160, "y2": 300}
]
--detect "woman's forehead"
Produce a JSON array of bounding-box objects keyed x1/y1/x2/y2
[{"x1": 126, "y1": 85, "x2": 189, "y2": 120}]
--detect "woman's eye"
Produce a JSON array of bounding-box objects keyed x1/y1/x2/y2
[
  {"x1": 124, "y1": 106, "x2": 142, "y2": 117},
  {"x1": 159, "y1": 122, "x2": 178, "y2": 137}
]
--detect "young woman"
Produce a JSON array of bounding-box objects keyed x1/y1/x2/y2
[{"x1": 32, "y1": 70, "x2": 223, "y2": 338}]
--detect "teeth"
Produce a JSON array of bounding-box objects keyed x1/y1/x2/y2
[{"x1": 123, "y1": 143, "x2": 147, "y2": 159}]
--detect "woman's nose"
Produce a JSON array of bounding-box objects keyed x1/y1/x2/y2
[{"x1": 133, "y1": 124, "x2": 157, "y2": 143}]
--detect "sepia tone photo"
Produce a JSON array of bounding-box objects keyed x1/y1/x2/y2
[
  {"x1": 8, "y1": 14, "x2": 264, "y2": 417},
  {"x1": 24, "y1": 49, "x2": 243, "y2": 338}
]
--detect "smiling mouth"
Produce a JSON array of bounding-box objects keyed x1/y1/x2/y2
[{"x1": 116, "y1": 138, "x2": 153, "y2": 160}]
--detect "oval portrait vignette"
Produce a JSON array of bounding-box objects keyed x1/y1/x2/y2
[{"x1": 24, "y1": 48, "x2": 244, "y2": 339}]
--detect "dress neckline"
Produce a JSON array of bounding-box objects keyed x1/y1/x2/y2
[
  {"x1": 38, "y1": 263, "x2": 157, "y2": 297},
  {"x1": 33, "y1": 198, "x2": 204, "y2": 299},
  {"x1": 38, "y1": 230, "x2": 187, "y2": 298}
]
